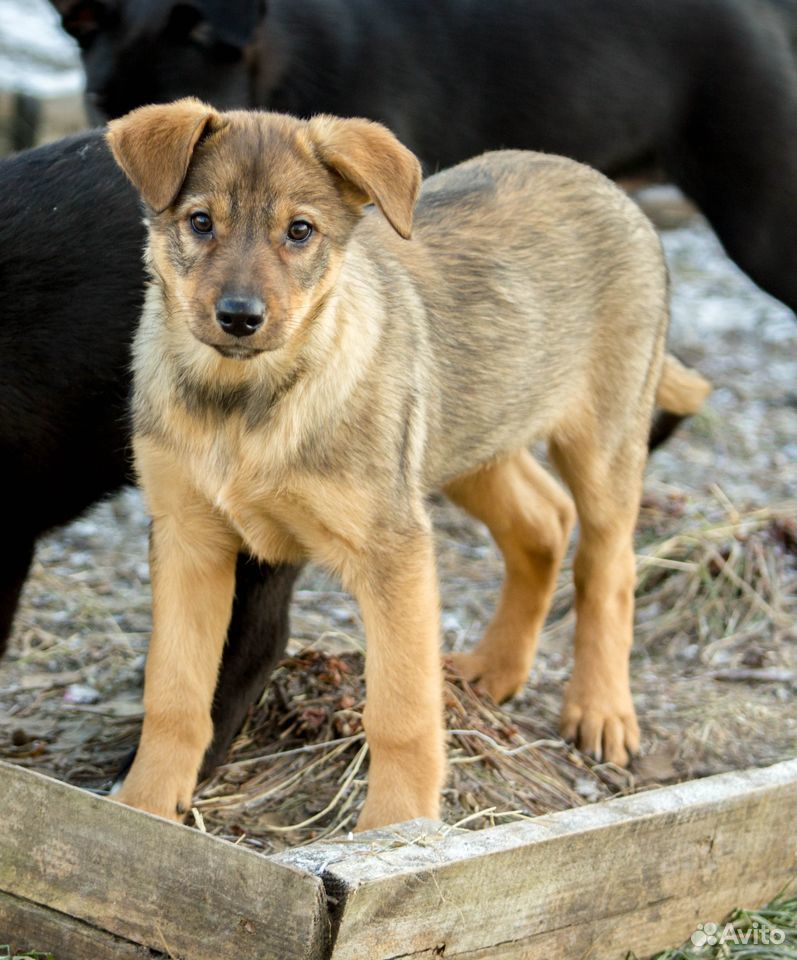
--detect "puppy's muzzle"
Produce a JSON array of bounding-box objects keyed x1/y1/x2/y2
[{"x1": 216, "y1": 295, "x2": 265, "y2": 338}]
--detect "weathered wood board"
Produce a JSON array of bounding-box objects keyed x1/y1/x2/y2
[
  {"x1": 0, "y1": 890, "x2": 160, "y2": 959},
  {"x1": 279, "y1": 759, "x2": 797, "y2": 960},
  {"x1": 0, "y1": 761, "x2": 330, "y2": 960},
  {"x1": 1, "y1": 758, "x2": 794, "y2": 960}
]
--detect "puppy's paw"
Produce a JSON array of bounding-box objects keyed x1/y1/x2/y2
[
  {"x1": 113, "y1": 769, "x2": 195, "y2": 822},
  {"x1": 560, "y1": 684, "x2": 640, "y2": 767},
  {"x1": 445, "y1": 650, "x2": 528, "y2": 703},
  {"x1": 355, "y1": 787, "x2": 439, "y2": 832}
]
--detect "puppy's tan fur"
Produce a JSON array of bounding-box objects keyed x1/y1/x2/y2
[{"x1": 107, "y1": 99, "x2": 708, "y2": 828}]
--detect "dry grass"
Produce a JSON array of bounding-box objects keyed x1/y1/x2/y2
[
  {"x1": 635, "y1": 492, "x2": 795, "y2": 653},
  {"x1": 190, "y1": 650, "x2": 631, "y2": 851}
]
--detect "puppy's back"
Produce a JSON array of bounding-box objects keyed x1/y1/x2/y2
[
  {"x1": 380, "y1": 150, "x2": 669, "y2": 485},
  {"x1": 416, "y1": 149, "x2": 659, "y2": 267}
]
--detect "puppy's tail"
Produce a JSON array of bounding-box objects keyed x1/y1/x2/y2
[
  {"x1": 649, "y1": 353, "x2": 712, "y2": 450},
  {"x1": 656, "y1": 353, "x2": 711, "y2": 415}
]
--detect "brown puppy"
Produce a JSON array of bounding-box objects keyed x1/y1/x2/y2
[{"x1": 106, "y1": 99, "x2": 708, "y2": 829}]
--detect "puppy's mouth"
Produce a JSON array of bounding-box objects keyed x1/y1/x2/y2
[{"x1": 211, "y1": 344, "x2": 264, "y2": 360}]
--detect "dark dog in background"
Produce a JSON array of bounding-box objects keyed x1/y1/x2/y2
[
  {"x1": 51, "y1": 0, "x2": 797, "y2": 317},
  {"x1": 769, "y1": 0, "x2": 797, "y2": 48},
  {"x1": 0, "y1": 132, "x2": 299, "y2": 775}
]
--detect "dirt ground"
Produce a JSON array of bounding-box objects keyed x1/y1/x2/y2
[{"x1": 1, "y1": 193, "x2": 795, "y2": 852}]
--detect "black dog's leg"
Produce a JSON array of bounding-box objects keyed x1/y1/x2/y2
[
  {"x1": 115, "y1": 555, "x2": 301, "y2": 784},
  {"x1": 200, "y1": 555, "x2": 302, "y2": 776},
  {"x1": 683, "y1": 151, "x2": 797, "y2": 318},
  {"x1": 0, "y1": 537, "x2": 35, "y2": 657},
  {"x1": 671, "y1": 23, "x2": 797, "y2": 317},
  {"x1": 648, "y1": 411, "x2": 685, "y2": 452}
]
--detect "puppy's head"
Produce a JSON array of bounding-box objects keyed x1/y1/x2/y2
[{"x1": 107, "y1": 98, "x2": 421, "y2": 361}]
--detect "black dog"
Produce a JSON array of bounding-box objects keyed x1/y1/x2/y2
[
  {"x1": 51, "y1": 0, "x2": 797, "y2": 316},
  {"x1": 0, "y1": 131, "x2": 299, "y2": 774}
]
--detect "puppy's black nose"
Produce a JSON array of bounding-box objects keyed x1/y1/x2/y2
[{"x1": 216, "y1": 296, "x2": 265, "y2": 338}]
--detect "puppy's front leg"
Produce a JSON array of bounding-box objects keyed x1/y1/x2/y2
[
  {"x1": 116, "y1": 441, "x2": 241, "y2": 820},
  {"x1": 352, "y1": 528, "x2": 445, "y2": 831}
]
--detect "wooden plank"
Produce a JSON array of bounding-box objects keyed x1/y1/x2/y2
[
  {"x1": 3, "y1": 756, "x2": 794, "y2": 960},
  {"x1": 0, "y1": 889, "x2": 161, "y2": 959},
  {"x1": 0, "y1": 760, "x2": 330, "y2": 960},
  {"x1": 278, "y1": 760, "x2": 797, "y2": 960}
]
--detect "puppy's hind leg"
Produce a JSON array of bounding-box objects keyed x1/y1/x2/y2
[
  {"x1": 549, "y1": 426, "x2": 648, "y2": 767},
  {"x1": 443, "y1": 450, "x2": 575, "y2": 703}
]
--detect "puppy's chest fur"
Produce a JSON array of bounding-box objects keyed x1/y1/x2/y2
[
  {"x1": 165, "y1": 400, "x2": 379, "y2": 566},
  {"x1": 133, "y1": 308, "x2": 386, "y2": 568}
]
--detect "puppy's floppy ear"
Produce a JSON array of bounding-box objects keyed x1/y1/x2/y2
[
  {"x1": 106, "y1": 98, "x2": 220, "y2": 213},
  {"x1": 306, "y1": 116, "x2": 422, "y2": 239}
]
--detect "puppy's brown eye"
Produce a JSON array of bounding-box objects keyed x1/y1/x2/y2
[
  {"x1": 190, "y1": 212, "x2": 213, "y2": 235},
  {"x1": 287, "y1": 220, "x2": 313, "y2": 243}
]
